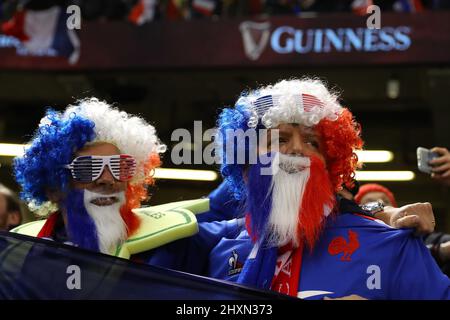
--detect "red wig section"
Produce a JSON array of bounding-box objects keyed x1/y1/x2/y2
[
  {"x1": 299, "y1": 155, "x2": 336, "y2": 249},
  {"x1": 120, "y1": 153, "x2": 161, "y2": 236},
  {"x1": 316, "y1": 108, "x2": 363, "y2": 192}
]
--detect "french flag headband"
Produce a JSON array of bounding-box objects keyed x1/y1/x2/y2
[{"x1": 244, "y1": 91, "x2": 342, "y2": 129}]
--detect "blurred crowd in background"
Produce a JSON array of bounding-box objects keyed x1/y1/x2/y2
[{"x1": 0, "y1": 0, "x2": 450, "y2": 25}]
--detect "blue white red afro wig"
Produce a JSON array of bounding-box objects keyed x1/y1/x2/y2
[
  {"x1": 216, "y1": 78, "x2": 364, "y2": 200},
  {"x1": 14, "y1": 98, "x2": 166, "y2": 216}
]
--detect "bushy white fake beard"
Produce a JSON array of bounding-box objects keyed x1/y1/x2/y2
[
  {"x1": 266, "y1": 153, "x2": 311, "y2": 248},
  {"x1": 83, "y1": 190, "x2": 128, "y2": 254}
]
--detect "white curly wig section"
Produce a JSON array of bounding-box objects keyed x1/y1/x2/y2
[
  {"x1": 239, "y1": 78, "x2": 343, "y2": 128},
  {"x1": 63, "y1": 98, "x2": 166, "y2": 184}
]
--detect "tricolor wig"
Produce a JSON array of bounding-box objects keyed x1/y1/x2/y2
[
  {"x1": 14, "y1": 98, "x2": 166, "y2": 216},
  {"x1": 216, "y1": 78, "x2": 364, "y2": 200}
]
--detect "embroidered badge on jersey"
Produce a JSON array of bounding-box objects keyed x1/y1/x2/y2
[
  {"x1": 328, "y1": 229, "x2": 360, "y2": 261},
  {"x1": 228, "y1": 250, "x2": 244, "y2": 276}
]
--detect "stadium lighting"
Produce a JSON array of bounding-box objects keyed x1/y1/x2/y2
[
  {"x1": 0, "y1": 143, "x2": 218, "y2": 182},
  {"x1": 355, "y1": 150, "x2": 394, "y2": 163},
  {"x1": 355, "y1": 171, "x2": 415, "y2": 181},
  {"x1": 3, "y1": 144, "x2": 406, "y2": 182},
  {"x1": 0, "y1": 143, "x2": 30, "y2": 157}
]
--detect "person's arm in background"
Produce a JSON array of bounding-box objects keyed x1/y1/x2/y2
[
  {"x1": 424, "y1": 146, "x2": 450, "y2": 273},
  {"x1": 371, "y1": 202, "x2": 436, "y2": 236},
  {"x1": 424, "y1": 232, "x2": 450, "y2": 277},
  {"x1": 197, "y1": 181, "x2": 242, "y2": 223},
  {"x1": 430, "y1": 147, "x2": 450, "y2": 186},
  {"x1": 143, "y1": 219, "x2": 242, "y2": 275}
]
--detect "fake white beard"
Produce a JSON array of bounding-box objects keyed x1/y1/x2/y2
[
  {"x1": 266, "y1": 154, "x2": 311, "y2": 248},
  {"x1": 83, "y1": 190, "x2": 128, "y2": 254}
]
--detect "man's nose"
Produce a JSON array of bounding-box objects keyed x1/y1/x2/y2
[
  {"x1": 95, "y1": 165, "x2": 115, "y2": 185},
  {"x1": 286, "y1": 135, "x2": 305, "y2": 156}
]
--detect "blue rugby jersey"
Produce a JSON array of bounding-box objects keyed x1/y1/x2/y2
[{"x1": 146, "y1": 213, "x2": 450, "y2": 300}]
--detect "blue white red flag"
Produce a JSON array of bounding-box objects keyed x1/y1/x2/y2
[{"x1": 1, "y1": 6, "x2": 80, "y2": 64}]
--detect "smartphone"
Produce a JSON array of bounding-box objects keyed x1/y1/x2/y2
[{"x1": 417, "y1": 147, "x2": 439, "y2": 174}]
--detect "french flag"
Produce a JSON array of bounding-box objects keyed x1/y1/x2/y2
[
  {"x1": 128, "y1": 0, "x2": 158, "y2": 25},
  {"x1": 394, "y1": 0, "x2": 424, "y2": 12},
  {"x1": 192, "y1": 0, "x2": 216, "y2": 16},
  {"x1": 351, "y1": 0, "x2": 374, "y2": 16},
  {"x1": 1, "y1": 6, "x2": 80, "y2": 64}
]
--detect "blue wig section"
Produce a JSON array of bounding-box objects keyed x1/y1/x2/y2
[
  {"x1": 246, "y1": 159, "x2": 273, "y2": 241},
  {"x1": 65, "y1": 189, "x2": 100, "y2": 252},
  {"x1": 217, "y1": 98, "x2": 261, "y2": 201},
  {"x1": 13, "y1": 109, "x2": 95, "y2": 205}
]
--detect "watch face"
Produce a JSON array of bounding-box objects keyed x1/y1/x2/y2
[{"x1": 362, "y1": 201, "x2": 384, "y2": 215}]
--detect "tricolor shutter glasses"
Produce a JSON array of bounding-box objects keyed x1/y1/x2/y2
[{"x1": 64, "y1": 154, "x2": 137, "y2": 183}]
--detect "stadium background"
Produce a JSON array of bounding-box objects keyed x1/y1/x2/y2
[{"x1": 0, "y1": 0, "x2": 449, "y2": 232}]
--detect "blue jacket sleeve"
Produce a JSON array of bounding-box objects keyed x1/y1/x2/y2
[
  {"x1": 144, "y1": 219, "x2": 241, "y2": 276},
  {"x1": 389, "y1": 232, "x2": 450, "y2": 300},
  {"x1": 196, "y1": 181, "x2": 243, "y2": 222}
]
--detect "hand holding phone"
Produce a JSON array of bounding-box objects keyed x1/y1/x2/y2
[
  {"x1": 417, "y1": 147, "x2": 439, "y2": 174},
  {"x1": 429, "y1": 147, "x2": 450, "y2": 181}
]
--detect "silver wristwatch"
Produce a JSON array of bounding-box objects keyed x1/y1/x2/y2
[{"x1": 360, "y1": 200, "x2": 384, "y2": 217}]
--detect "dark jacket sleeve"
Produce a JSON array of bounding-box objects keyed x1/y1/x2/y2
[
  {"x1": 424, "y1": 232, "x2": 450, "y2": 276},
  {"x1": 142, "y1": 219, "x2": 241, "y2": 276}
]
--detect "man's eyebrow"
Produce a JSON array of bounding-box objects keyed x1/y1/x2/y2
[
  {"x1": 302, "y1": 127, "x2": 319, "y2": 137},
  {"x1": 271, "y1": 128, "x2": 290, "y2": 135},
  {"x1": 305, "y1": 134, "x2": 319, "y2": 140},
  {"x1": 302, "y1": 131, "x2": 318, "y2": 138}
]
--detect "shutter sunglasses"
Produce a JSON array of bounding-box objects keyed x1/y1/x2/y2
[{"x1": 64, "y1": 154, "x2": 136, "y2": 183}]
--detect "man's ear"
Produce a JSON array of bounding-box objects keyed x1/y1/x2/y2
[{"x1": 7, "y1": 211, "x2": 21, "y2": 227}]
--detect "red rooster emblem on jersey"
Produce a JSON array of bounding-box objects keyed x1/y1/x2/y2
[{"x1": 328, "y1": 230, "x2": 360, "y2": 261}]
